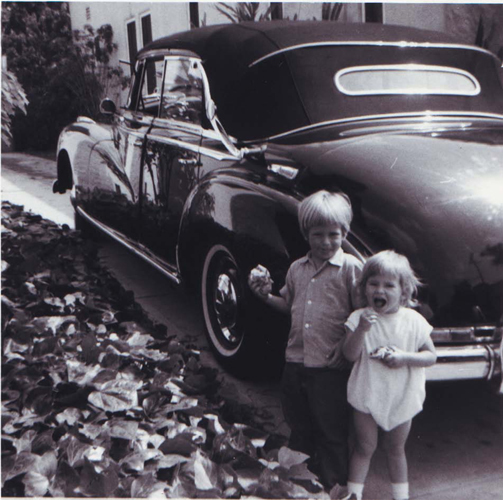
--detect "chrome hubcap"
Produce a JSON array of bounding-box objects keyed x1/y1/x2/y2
[{"x1": 214, "y1": 273, "x2": 238, "y2": 344}]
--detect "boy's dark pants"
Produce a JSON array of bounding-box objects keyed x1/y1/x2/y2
[{"x1": 281, "y1": 362, "x2": 350, "y2": 490}]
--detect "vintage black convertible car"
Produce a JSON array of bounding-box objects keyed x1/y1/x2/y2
[{"x1": 54, "y1": 21, "x2": 503, "y2": 387}]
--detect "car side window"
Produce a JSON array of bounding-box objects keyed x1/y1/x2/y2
[
  {"x1": 137, "y1": 57, "x2": 165, "y2": 116},
  {"x1": 160, "y1": 58, "x2": 204, "y2": 125}
]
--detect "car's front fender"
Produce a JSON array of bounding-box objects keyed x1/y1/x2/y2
[{"x1": 177, "y1": 173, "x2": 306, "y2": 291}]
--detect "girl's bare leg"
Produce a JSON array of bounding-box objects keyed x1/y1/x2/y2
[
  {"x1": 348, "y1": 410, "x2": 378, "y2": 483},
  {"x1": 381, "y1": 419, "x2": 412, "y2": 483}
]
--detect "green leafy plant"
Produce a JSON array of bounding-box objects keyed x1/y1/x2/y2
[
  {"x1": 2, "y1": 2, "x2": 127, "y2": 151},
  {"x1": 62, "y1": 23, "x2": 129, "y2": 120},
  {"x1": 1, "y1": 69, "x2": 28, "y2": 148},
  {"x1": 446, "y1": 4, "x2": 503, "y2": 61},
  {"x1": 475, "y1": 13, "x2": 503, "y2": 59},
  {"x1": 322, "y1": 3, "x2": 343, "y2": 21},
  {"x1": 1, "y1": 202, "x2": 327, "y2": 498},
  {"x1": 215, "y1": 2, "x2": 273, "y2": 23}
]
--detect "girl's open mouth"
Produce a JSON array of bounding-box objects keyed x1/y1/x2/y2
[{"x1": 373, "y1": 297, "x2": 387, "y2": 310}]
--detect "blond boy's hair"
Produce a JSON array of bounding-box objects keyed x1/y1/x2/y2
[
  {"x1": 359, "y1": 250, "x2": 421, "y2": 307},
  {"x1": 298, "y1": 190, "x2": 353, "y2": 238}
]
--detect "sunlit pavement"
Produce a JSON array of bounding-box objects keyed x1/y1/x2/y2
[{"x1": 1, "y1": 152, "x2": 74, "y2": 227}]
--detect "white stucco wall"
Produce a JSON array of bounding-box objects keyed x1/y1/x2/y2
[
  {"x1": 383, "y1": 3, "x2": 446, "y2": 32},
  {"x1": 199, "y1": 2, "x2": 364, "y2": 24},
  {"x1": 68, "y1": 2, "x2": 190, "y2": 66},
  {"x1": 198, "y1": 2, "x2": 270, "y2": 25},
  {"x1": 282, "y1": 2, "x2": 363, "y2": 22}
]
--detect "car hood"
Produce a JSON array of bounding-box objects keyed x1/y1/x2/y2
[{"x1": 276, "y1": 125, "x2": 503, "y2": 327}]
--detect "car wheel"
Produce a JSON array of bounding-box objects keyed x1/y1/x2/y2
[
  {"x1": 200, "y1": 243, "x2": 287, "y2": 377},
  {"x1": 201, "y1": 244, "x2": 247, "y2": 362}
]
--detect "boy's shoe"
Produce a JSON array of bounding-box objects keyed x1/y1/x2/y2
[{"x1": 329, "y1": 484, "x2": 359, "y2": 500}]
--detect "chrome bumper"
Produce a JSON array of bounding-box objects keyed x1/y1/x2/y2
[{"x1": 427, "y1": 342, "x2": 502, "y2": 393}]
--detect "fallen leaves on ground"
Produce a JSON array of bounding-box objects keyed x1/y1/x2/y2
[{"x1": 1, "y1": 202, "x2": 327, "y2": 498}]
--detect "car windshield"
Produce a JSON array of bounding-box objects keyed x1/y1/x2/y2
[{"x1": 335, "y1": 64, "x2": 480, "y2": 96}]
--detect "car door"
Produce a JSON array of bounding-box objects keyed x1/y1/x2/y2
[
  {"x1": 85, "y1": 56, "x2": 163, "y2": 240},
  {"x1": 139, "y1": 56, "x2": 203, "y2": 268}
]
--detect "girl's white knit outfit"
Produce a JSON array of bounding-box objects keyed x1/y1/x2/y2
[{"x1": 345, "y1": 307, "x2": 433, "y2": 431}]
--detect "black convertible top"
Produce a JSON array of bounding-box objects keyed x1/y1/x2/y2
[
  {"x1": 139, "y1": 21, "x2": 503, "y2": 141},
  {"x1": 140, "y1": 21, "x2": 458, "y2": 70}
]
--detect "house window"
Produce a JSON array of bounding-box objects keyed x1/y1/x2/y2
[
  {"x1": 141, "y1": 14, "x2": 152, "y2": 46},
  {"x1": 365, "y1": 3, "x2": 383, "y2": 23},
  {"x1": 270, "y1": 3, "x2": 283, "y2": 20},
  {"x1": 141, "y1": 14, "x2": 155, "y2": 92},
  {"x1": 127, "y1": 20, "x2": 138, "y2": 71},
  {"x1": 189, "y1": 3, "x2": 200, "y2": 28}
]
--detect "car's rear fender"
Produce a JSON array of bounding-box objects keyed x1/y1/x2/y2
[
  {"x1": 177, "y1": 176, "x2": 306, "y2": 292},
  {"x1": 56, "y1": 119, "x2": 116, "y2": 198}
]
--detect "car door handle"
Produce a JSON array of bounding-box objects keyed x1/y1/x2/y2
[{"x1": 179, "y1": 158, "x2": 199, "y2": 166}]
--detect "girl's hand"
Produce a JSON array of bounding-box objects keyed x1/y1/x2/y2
[
  {"x1": 358, "y1": 309, "x2": 379, "y2": 333},
  {"x1": 381, "y1": 346, "x2": 407, "y2": 368}
]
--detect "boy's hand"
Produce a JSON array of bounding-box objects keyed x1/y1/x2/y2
[
  {"x1": 248, "y1": 265, "x2": 273, "y2": 299},
  {"x1": 358, "y1": 309, "x2": 378, "y2": 333},
  {"x1": 249, "y1": 279, "x2": 271, "y2": 299}
]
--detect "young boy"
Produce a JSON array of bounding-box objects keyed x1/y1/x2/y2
[{"x1": 249, "y1": 190, "x2": 363, "y2": 491}]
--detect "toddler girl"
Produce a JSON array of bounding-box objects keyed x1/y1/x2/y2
[{"x1": 338, "y1": 250, "x2": 437, "y2": 500}]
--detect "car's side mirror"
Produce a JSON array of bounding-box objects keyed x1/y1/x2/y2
[{"x1": 100, "y1": 98, "x2": 117, "y2": 115}]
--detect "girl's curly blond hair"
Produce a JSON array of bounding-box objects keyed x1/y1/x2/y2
[{"x1": 359, "y1": 250, "x2": 421, "y2": 307}]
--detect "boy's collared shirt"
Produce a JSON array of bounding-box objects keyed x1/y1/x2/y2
[{"x1": 280, "y1": 248, "x2": 363, "y2": 369}]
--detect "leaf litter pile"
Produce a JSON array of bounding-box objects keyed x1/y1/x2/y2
[{"x1": 1, "y1": 202, "x2": 328, "y2": 498}]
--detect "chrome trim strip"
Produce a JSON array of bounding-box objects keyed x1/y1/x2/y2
[
  {"x1": 268, "y1": 163, "x2": 299, "y2": 180},
  {"x1": 431, "y1": 325, "x2": 500, "y2": 344},
  {"x1": 498, "y1": 340, "x2": 503, "y2": 394},
  {"x1": 199, "y1": 145, "x2": 241, "y2": 161},
  {"x1": 335, "y1": 64, "x2": 481, "y2": 97},
  {"x1": 426, "y1": 344, "x2": 495, "y2": 381},
  {"x1": 76, "y1": 116, "x2": 96, "y2": 124},
  {"x1": 201, "y1": 128, "x2": 253, "y2": 157},
  {"x1": 146, "y1": 133, "x2": 200, "y2": 155},
  {"x1": 154, "y1": 117, "x2": 203, "y2": 135},
  {"x1": 202, "y1": 127, "x2": 231, "y2": 142},
  {"x1": 486, "y1": 345, "x2": 497, "y2": 381},
  {"x1": 247, "y1": 111, "x2": 503, "y2": 143},
  {"x1": 249, "y1": 41, "x2": 499, "y2": 67},
  {"x1": 339, "y1": 121, "x2": 473, "y2": 138},
  {"x1": 76, "y1": 207, "x2": 181, "y2": 285},
  {"x1": 146, "y1": 132, "x2": 240, "y2": 161},
  {"x1": 138, "y1": 48, "x2": 198, "y2": 61}
]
